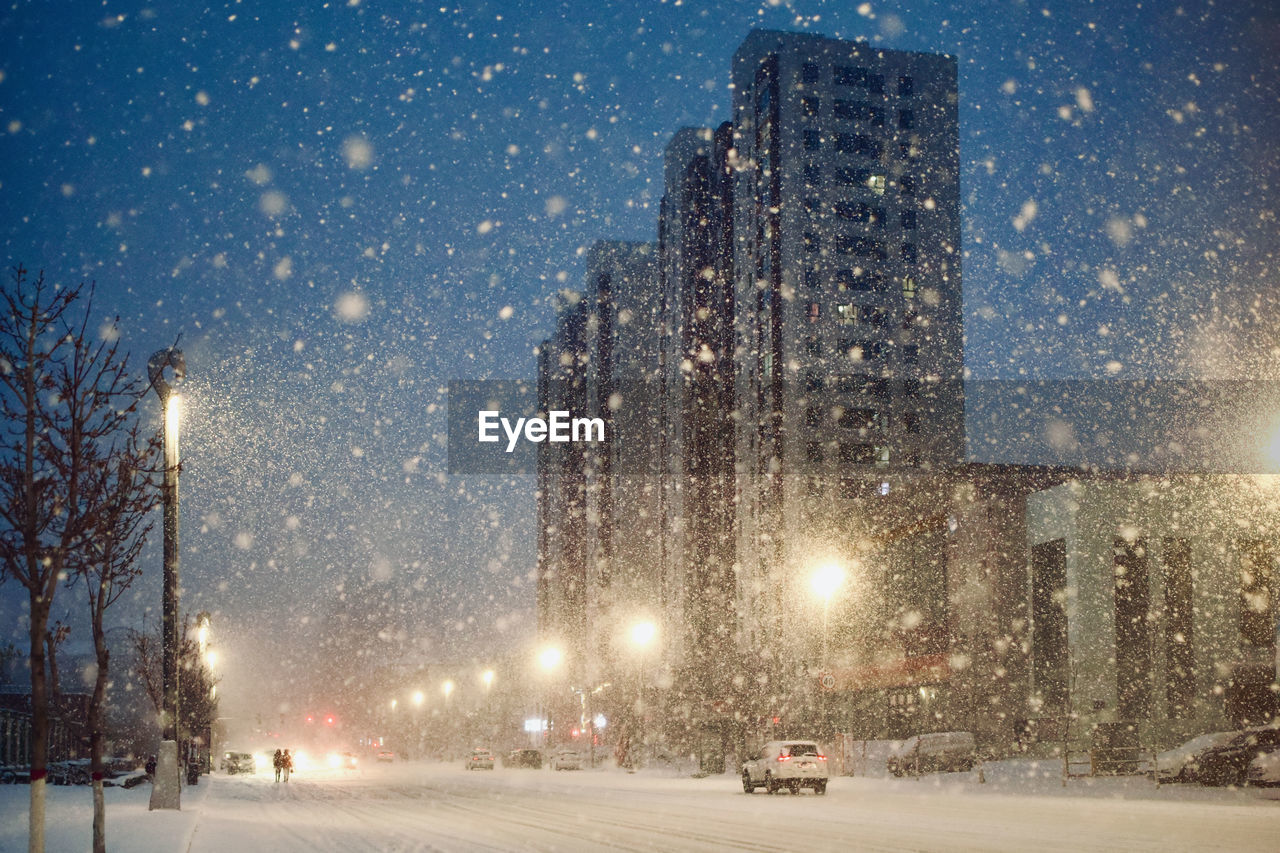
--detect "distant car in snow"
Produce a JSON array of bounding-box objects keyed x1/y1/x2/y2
[
  {"x1": 221, "y1": 751, "x2": 256, "y2": 775},
  {"x1": 504, "y1": 748, "x2": 542, "y2": 769},
  {"x1": 742, "y1": 740, "x2": 827, "y2": 794},
  {"x1": 1195, "y1": 728, "x2": 1280, "y2": 787},
  {"x1": 1156, "y1": 732, "x2": 1237, "y2": 783},
  {"x1": 466, "y1": 748, "x2": 495, "y2": 770},
  {"x1": 375, "y1": 750, "x2": 395, "y2": 763},
  {"x1": 549, "y1": 749, "x2": 582, "y2": 771},
  {"x1": 1246, "y1": 746, "x2": 1280, "y2": 787},
  {"x1": 886, "y1": 732, "x2": 977, "y2": 777}
]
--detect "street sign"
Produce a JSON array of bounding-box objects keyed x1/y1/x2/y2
[{"x1": 820, "y1": 673, "x2": 836, "y2": 690}]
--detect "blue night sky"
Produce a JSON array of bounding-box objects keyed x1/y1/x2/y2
[{"x1": 1, "y1": 0, "x2": 1277, "y2": 717}]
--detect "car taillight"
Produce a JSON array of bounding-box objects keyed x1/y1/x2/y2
[
  {"x1": 817, "y1": 754, "x2": 826, "y2": 761},
  {"x1": 777, "y1": 754, "x2": 791, "y2": 761}
]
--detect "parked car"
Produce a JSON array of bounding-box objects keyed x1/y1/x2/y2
[
  {"x1": 1195, "y1": 728, "x2": 1280, "y2": 786},
  {"x1": 375, "y1": 750, "x2": 395, "y2": 763},
  {"x1": 504, "y1": 748, "x2": 543, "y2": 769},
  {"x1": 221, "y1": 751, "x2": 256, "y2": 775},
  {"x1": 1156, "y1": 732, "x2": 1238, "y2": 783},
  {"x1": 741, "y1": 740, "x2": 828, "y2": 795},
  {"x1": 1246, "y1": 745, "x2": 1280, "y2": 787},
  {"x1": 549, "y1": 748, "x2": 582, "y2": 771},
  {"x1": 48, "y1": 759, "x2": 92, "y2": 786},
  {"x1": 887, "y1": 732, "x2": 977, "y2": 777},
  {"x1": 466, "y1": 748, "x2": 495, "y2": 770}
]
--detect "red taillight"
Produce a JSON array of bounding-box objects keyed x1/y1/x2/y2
[
  {"x1": 777, "y1": 753, "x2": 791, "y2": 762},
  {"x1": 817, "y1": 754, "x2": 826, "y2": 761}
]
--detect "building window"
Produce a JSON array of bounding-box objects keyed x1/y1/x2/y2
[
  {"x1": 804, "y1": 370, "x2": 823, "y2": 392},
  {"x1": 807, "y1": 302, "x2": 821, "y2": 323},
  {"x1": 838, "y1": 408, "x2": 880, "y2": 430},
  {"x1": 840, "y1": 442, "x2": 877, "y2": 464},
  {"x1": 804, "y1": 336, "x2": 823, "y2": 357},
  {"x1": 836, "y1": 268, "x2": 882, "y2": 291},
  {"x1": 834, "y1": 133, "x2": 881, "y2": 158},
  {"x1": 898, "y1": 108, "x2": 915, "y2": 130},
  {"x1": 901, "y1": 209, "x2": 917, "y2": 230},
  {"x1": 1115, "y1": 539, "x2": 1152, "y2": 720},
  {"x1": 903, "y1": 343, "x2": 919, "y2": 365},
  {"x1": 833, "y1": 99, "x2": 885, "y2": 126},
  {"x1": 802, "y1": 62, "x2": 821, "y2": 85},
  {"x1": 805, "y1": 406, "x2": 823, "y2": 428},
  {"x1": 803, "y1": 162, "x2": 822, "y2": 184},
  {"x1": 834, "y1": 201, "x2": 884, "y2": 225},
  {"x1": 901, "y1": 243, "x2": 918, "y2": 264},
  {"x1": 1032, "y1": 539, "x2": 1069, "y2": 710},
  {"x1": 804, "y1": 267, "x2": 822, "y2": 289},
  {"x1": 834, "y1": 66, "x2": 884, "y2": 93},
  {"x1": 1240, "y1": 540, "x2": 1276, "y2": 648},
  {"x1": 806, "y1": 441, "x2": 824, "y2": 463},
  {"x1": 900, "y1": 174, "x2": 916, "y2": 196},
  {"x1": 898, "y1": 141, "x2": 917, "y2": 159},
  {"x1": 801, "y1": 96, "x2": 820, "y2": 117},
  {"x1": 803, "y1": 129, "x2": 822, "y2": 150},
  {"x1": 898, "y1": 75, "x2": 914, "y2": 97},
  {"x1": 901, "y1": 411, "x2": 919, "y2": 433},
  {"x1": 1163, "y1": 538, "x2": 1195, "y2": 719},
  {"x1": 803, "y1": 232, "x2": 821, "y2": 253},
  {"x1": 836, "y1": 235, "x2": 888, "y2": 260},
  {"x1": 902, "y1": 378, "x2": 921, "y2": 397},
  {"x1": 868, "y1": 173, "x2": 887, "y2": 195}
]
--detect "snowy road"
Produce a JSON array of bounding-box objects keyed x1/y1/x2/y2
[{"x1": 177, "y1": 760, "x2": 1280, "y2": 853}]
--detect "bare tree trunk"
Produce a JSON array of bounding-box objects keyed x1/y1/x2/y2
[
  {"x1": 90, "y1": 628, "x2": 109, "y2": 853},
  {"x1": 28, "y1": 608, "x2": 49, "y2": 853}
]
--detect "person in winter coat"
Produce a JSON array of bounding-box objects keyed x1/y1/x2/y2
[
  {"x1": 282, "y1": 748, "x2": 293, "y2": 782},
  {"x1": 273, "y1": 749, "x2": 283, "y2": 782}
]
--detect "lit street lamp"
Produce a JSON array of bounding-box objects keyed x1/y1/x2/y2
[
  {"x1": 628, "y1": 621, "x2": 657, "y2": 770},
  {"x1": 537, "y1": 645, "x2": 562, "y2": 748},
  {"x1": 148, "y1": 347, "x2": 184, "y2": 811},
  {"x1": 810, "y1": 563, "x2": 844, "y2": 669},
  {"x1": 810, "y1": 562, "x2": 845, "y2": 739}
]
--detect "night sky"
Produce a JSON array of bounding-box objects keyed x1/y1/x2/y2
[{"x1": 2, "y1": 1, "x2": 1277, "y2": 723}]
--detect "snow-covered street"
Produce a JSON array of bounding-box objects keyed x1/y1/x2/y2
[{"x1": 4, "y1": 760, "x2": 1280, "y2": 852}]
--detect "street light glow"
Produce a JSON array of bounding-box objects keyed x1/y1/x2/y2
[
  {"x1": 810, "y1": 562, "x2": 844, "y2": 600},
  {"x1": 164, "y1": 394, "x2": 181, "y2": 467},
  {"x1": 481, "y1": 669, "x2": 494, "y2": 689},
  {"x1": 442, "y1": 679, "x2": 455, "y2": 699},
  {"x1": 412, "y1": 690, "x2": 424, "y2": 707},
  {"x1": 539, "y1": 645, "x2": 563, "y2": 671},
  {"x1": 630, "y1": 620, "x2": 657, "y2": 648}
]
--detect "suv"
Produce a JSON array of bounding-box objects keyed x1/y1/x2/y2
[
  {"x1": 887, "y1": 731, "x2": 976, "y2": 777},
  {"x1": 742, "y1": 740, "x2": 828, "y2": 795}
]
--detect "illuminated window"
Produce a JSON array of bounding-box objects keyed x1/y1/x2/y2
[{"x1": 868, "y1": 174, "x2": 886, "y2": 195}]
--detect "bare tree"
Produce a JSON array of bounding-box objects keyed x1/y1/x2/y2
[
  {"x1": 68, "y1": 423, "x2": 159, "y2": 853},
  {"x1": 0, "y1": 265, "x2": 154, "y2": 853}
]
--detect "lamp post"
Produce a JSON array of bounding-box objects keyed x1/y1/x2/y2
[
  {"x1": 481, "y1": 669, "x2": 495, "y2": 743},
  {"x1": 148, "y1": 348, "x2": 184, "y2": 811},
  {"x1": 810, "y1": 562, "x2": 845, "y2": 740},
  {"x1": 628, "y1": 621, "x2": 656, "y2": 770},
  {"x1": 538, "y1": 645, "x2": 562, "y2": 749}
]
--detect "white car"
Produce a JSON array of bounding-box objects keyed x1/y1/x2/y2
[
  {"x1": 1156, "y1": 731, "x2": 1237, "y2": 783},
  {"x1": 549, "y1": 748, "x2": 582, "y2": 771},
  {"x1": 1246, "y1": 746, "x2": 1280, "y2": 786},
  {"x1": 466, "y1": 748, "x2": 495, "y2": 770},
  {"x1": 742, "y1": 740, "x2": 828, "y2": 795},
  {"x1": 887, "y1": 731, "x2": 977, "y2": 777}
]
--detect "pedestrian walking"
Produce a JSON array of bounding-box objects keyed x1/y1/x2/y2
[
  {"x1": 273, "y1": 749, "x2": 283, "y2": 782},
  {"x1": 282, "y1": 748, "x2": 293, "y2": 782}
]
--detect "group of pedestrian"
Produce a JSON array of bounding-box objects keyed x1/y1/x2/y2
[{"x1": 273, "y1": 748, "x2": 293, "y2": 782}]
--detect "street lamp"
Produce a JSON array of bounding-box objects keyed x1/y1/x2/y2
[
  {"x1": 810, "y1": 562, "x2": 845, "y2": 741},
  {"x1": 148, "y1": 347, "x2": 184, "y2": 811},
  {"x1": 628, "y1": 621, "x2": 657, "y2": 770},
  {"x1": 810, "y1": 563, "x2": 845, "y2": 669},
  {"x1": 538, "y1": 645, "x2": 562, "y2": 748}
]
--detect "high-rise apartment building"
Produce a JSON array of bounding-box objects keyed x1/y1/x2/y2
[{"x1": 729, "y1": 31, "x2": 964, "y2": 693}]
